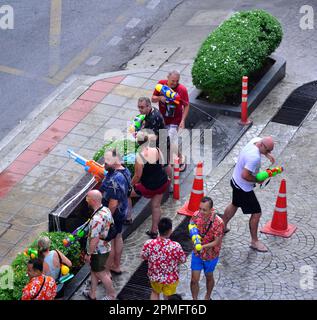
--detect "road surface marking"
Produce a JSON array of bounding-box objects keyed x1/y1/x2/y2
[
  {"x1": 49, "y1": 0, "x2": 62, "y2": 77},
  {"x1": 147, "y1": 0, "x2": 160, "y2": 10},
  {"x1": 85, "y1": 56, "x2": 103, "y2": 66},
  {"x1": 126, "y1": 17, "x2": 141, "y2": 29},
  {"x1": 108, "y1": 36, "x2": 122, "y2": 46}
]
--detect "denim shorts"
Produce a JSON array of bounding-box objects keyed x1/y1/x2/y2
[{"x1": 191, "y1": 252, "x2": 219, "y2": 274}]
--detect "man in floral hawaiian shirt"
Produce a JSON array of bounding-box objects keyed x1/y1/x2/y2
[
  {"x1": 83, "y1": 190, "x2": 116, "y2": 300},
  {"x1": 22, "y1": 259, "x2": 57, "y2": 300},
  {"x1": 141, "y1": 217, "x2": 186, "y2": 300},
  {"x1": 190, "y1": 197, "x2": 224, "y2": 300}
]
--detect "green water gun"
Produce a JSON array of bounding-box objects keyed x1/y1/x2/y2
[{"x1": 256, "y1": 166, "x2": 283, "y2": 182}]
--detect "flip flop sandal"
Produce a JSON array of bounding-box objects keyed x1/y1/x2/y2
[{"x1": 82, "y1": 290, "x2": 96, "y2": 300}]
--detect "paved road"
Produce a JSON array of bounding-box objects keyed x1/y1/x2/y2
[{"x1": 0, "y1": 0, "x2": 182, "y2": 140}]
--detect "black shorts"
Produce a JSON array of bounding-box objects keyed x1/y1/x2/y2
[
  {"x1": 230, "y1": 179, "x2": 261, "y2": 214},
  {"x1": 90, "y1": 253, "x2": 109, "y2": 272}
]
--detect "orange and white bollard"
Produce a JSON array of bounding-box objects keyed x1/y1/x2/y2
[
  {"x1": 173, "y1": 157, "x2": 180, "y2": 200},
  {"x1": 239, "y1": 76, "x2": 252, "y2": 125}
]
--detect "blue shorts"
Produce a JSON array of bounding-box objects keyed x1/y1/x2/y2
[{"x1": 191, "y1": 252, "x2": 219, "y2": 274}]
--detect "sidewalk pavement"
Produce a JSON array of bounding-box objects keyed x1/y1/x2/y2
[{"x1": 1, "y1": 0, "x2": 316, "y2": 300}]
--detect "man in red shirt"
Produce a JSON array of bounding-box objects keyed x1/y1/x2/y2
[
  {"x1": 151, "y1": 70, "x2": 190, "y2": 172},
  {"x1": 190, "y1": 197, "x2": 224, "y2": 300},
  {"x1": 141, "y1": 217, "x2": 186, "y2": 300}
]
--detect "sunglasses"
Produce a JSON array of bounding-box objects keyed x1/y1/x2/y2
[{"x1": 262, "y1": 142, "x2": 272, "y2": 153}]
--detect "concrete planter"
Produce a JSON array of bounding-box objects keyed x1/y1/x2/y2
[{"x1": 188, "y1": 54, "x2": 286, "y2": 124}]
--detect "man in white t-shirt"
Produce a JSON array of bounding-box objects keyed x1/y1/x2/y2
[{"x1": 222, "y1": 136, "x2": 275, "y2": 252}]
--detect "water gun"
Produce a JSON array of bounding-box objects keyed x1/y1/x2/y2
[
  {"x1": 188, "y1": 222, "x2": 202, "y2": 251},
  {"x1": 57, "y1": 264, "x2": 74, "y2": 284},
  {"x1": 68, "y1": 149, "x2": 136, "y2": 180},
  {"x1": 155, "y1": 84, "x2": 181, "y2": 105},
  {"x1": 68, "y1": 149, "x2": 107, "y2": 182},
  {"x1": 129, "y1": 114, "x2": 146, "y2": 134},
  {"x1": 24, "y1": 248, "x2": 38, "y2": 259},
  {"x1": 63, "y1": 221, "x2": 89, "y2": 247},
  {"x1": 256, "y1": 166, "x2": 283, "y2": 182}
]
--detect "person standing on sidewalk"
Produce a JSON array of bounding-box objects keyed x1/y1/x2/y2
[
  {"x1": 141, "y1": 217, "x2": 186, "y2": 300},
  {"x1": 151, "y1": 70, "x2": 190, "y2": 172},
  {"x1": 100, "y1": 149, "x2": 131, "y2": 275},
  {"x1": 190, "y1": 197, "x2": 224, "y2": 300},
  {"x1": 137, "y1": 96, "x2": 165, "y2": 143},
  {"x1": 83, "y1": 190, "x2": 116, "y2": 300},
  {"x1": 130, "y1": 131, "x2": 170, "y2": 239},
  {"x1": 222, "y1": 136, "x2": 275, "y2": 252}
]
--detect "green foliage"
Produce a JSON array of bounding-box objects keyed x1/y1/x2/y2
[
  {"x1": 191, "y1": 9, "x2": 283, "y2": 102},
  {"x1": 0, "y1": 231, "x2": 81, "y2": 300},
  {"x1": 93, "y1": 139, "x2": 139, "y2": 176}
]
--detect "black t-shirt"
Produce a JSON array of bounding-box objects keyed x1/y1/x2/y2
[{"x1": 143, "y1": 107, "x2": 165, "y2": 138}]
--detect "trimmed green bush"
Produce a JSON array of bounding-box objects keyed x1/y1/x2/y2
[
  {"x1": 0, "y1": 231, "x2": 81, "y2": 300},
  {"x1": 192, "y1": 9, "x2": 283, "y2": 102},
  {"x1": 93, "y1": 139, "x2": 138, "y2": 176}
]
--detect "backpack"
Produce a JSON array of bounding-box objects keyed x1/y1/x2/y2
[{"x1": 102, "y1": 222, "x2": 117, "y2": 242}]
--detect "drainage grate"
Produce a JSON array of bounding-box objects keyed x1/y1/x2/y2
[
  {"x1": 117, "y1": 217, "x2": 191, "y2": 300},
  {"x1": 271, "y1": 81, "x2": 317, "y2": 126}
]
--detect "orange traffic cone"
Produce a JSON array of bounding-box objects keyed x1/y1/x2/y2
[
  {"x1": 178, "y1": 162, "x2": 204, "y2": 216},
  {"x1": 173, "y1": 157, "x2": 180, "y2": 200},
  {"x1": 261, "y1": 179, "x2": 297, "y2": 238}
]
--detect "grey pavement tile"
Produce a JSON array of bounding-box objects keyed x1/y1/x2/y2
[
  {"x1": 29, "y1": 193, "x2": 61, "y2": 209},
  {"x1": 133, "y1": 71, "x2": 155, "y2": 78},
  {"x1": 62, "y1": 160, "x2": 86, "y2": 174},
  {"x1": 1, "y1": 228, "x2": 26, "y2": 245},
  {"x1": 132, "y1": 88, "x2": 153, "y2": 99},
  {"x1": 150, "y1": 70, "x2": 169, "y2": 81},
  {"x1": 111, "y1": 108, "x2": 138, "y2": 122},
  {"x1": 122, "y1": 98, "x2": 139, "y2": 111},
  {"x1": 49, "y1": 143, "x2": 72, "y2": 158},
  {"x1": 90, "y1": 103, "x2": 119, "y2": 116},
  {"x1": 16, "y1": 204, "x2": 51, "y2": 221},
  {"x1": 112, "y1": 84, "x2": 138, "y2": 98},
  {"x1": 50, "y1": 169, "x2": 83, "y2": 186},
  {"x1": 160, "y1": 62, "x2": 188, "y2": 73},
  {"x1": 84, "y1": 137, "x2": 105, "y2": 152},
  {"x1": 142, "y1": 79, "x2": 158, "y2": 90},
  {"x1": 0, "y1": 222, "x2": 10, "y2": 236},
  {"x1": 43, "y1": 182, "x2": 74, "y2": 197},
  {"x1": 27, "y1": 165, "x2": 59, "y2": 179},
  {"x1": 0, "y1": 199, "x2": 28, "y2": 215},
  {"x1": 9, "y1": 215, "x2": 42, "y2": 232},
  {"x1": 0, "y1": 241, "x2": 14, "y2": 257},
  {"x1": 103, "y1": 118, "x2": 131, "y2": 132},
  {"x1": 77, "y1": 147, "x2": 97, "y2": 160},
  {"x1": 120, "y1": 75, "x2": 148, "y2": 88},
  {"x1": 0, "y1": 187, "x2": 35, "y2": 203},
  {"x1": 70, "y1": 123, "x2": 100, "y2": 137},
  {"x1": 101, "y1": 94, "x2": 128, "y2": 107},
  {"x1": 19, "y1": 176, "x2": 49, "y2": 192},
  {"x1": 40, "y1": 154, "x2": 70, "y2": 170},
  {"x1": 0, "y1": 211, "x2": 13, "y2": 224},
  {"x1": 59, "y1": 133, "x2": 90, "y2": 148},
  {"x1": 81, "y1": 112, "x2": 113, "y2": 128}
]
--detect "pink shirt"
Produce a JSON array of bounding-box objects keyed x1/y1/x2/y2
[
  {"x1": 141, "y1": 237, "x2": 186, "y2": 284},
  {"x1": 190, "y1": 210, "x2": 224, "y2": 260}
]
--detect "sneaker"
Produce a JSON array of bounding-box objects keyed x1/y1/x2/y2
[
  {"x1": 101, "y1": 295, "x2": 114, "y2": 300},
  {"x1": 250, "y1": 240, "x2": 268, "y2": 252}
]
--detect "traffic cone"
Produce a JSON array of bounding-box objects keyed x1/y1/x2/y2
[
  {"x1": 261, "y1": 179, "x2": 297, "y2": 238},
  {"x1": 173, "y1": 157, "x2": 180, "y2": 200},
  {"x1": 178, "y1": 162, "x2": 204, "y2": 216}
]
